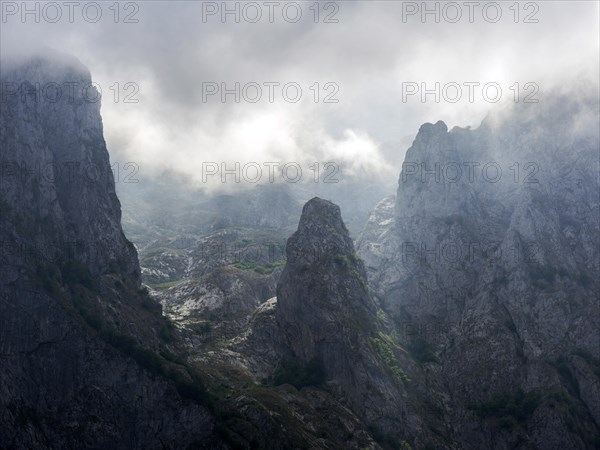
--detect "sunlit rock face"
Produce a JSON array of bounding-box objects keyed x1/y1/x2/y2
[{"x1": 358, "y1": 92, "x2": 600, "y2": 449}]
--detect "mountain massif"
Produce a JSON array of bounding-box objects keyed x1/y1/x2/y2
[
  {"x1": 358, "y1": 94, "x2": 600, "y2": 448},
  {"x1": 1, "y1": 53, "x2": 598, "y2": 449}
]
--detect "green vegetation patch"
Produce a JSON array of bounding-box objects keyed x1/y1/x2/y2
[
  {"x1": 370, "y1": 333, "x2": 407, "y2": 383},
  {"x1": 334, "y1": 253, "x2": 369, "y2": 290},
  {"x1": 153, "y1": 279, "x2": 184, "y2": 291},
  {"x1": 232, "y1": 260, "x2": 285, "y2": 274},
  {"x1": 333, "y1": 251, "x2": 361, "y2": 268}
]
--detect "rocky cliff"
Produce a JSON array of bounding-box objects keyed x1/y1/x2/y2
[
  {"x1": 207, "y1": 198, "x2": 447, "y2": 448},
  {"x1": 4, "y1": 50, "x2": 598, "y2": 450},
  {"x1": 275, "y1": 198, "x2": 406, "y2": 431},
  {"x1": 0, "y1": 51, "x2": 218, "y2": 448},
  {"x1": 358, "y1": 92, "x2": 600, "y2": 449}
]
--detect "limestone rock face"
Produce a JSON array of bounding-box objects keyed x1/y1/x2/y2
[
  {"x1": 4, "y1": 50, "x2": 599, "y2": 449},
  {"x1": 276, "y1": 198, "x2": 377, "y2": 357},
  {"x1": 0, "y1": 52, "x2": 140, "y2": 281},
  {"x1": 358, "y1": 93, "x2": 600, "y2": 449},
  {"x1": 275, "y1": 198, "x2": 416, "y2": 440},
  {"x1": 159, "y1": 265, "x2": 281, "y2": 344},
  {"x1": 0, "y1": 52, "x2": 216, "y2": 448}
]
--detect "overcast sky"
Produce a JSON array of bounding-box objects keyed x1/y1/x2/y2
[{"x1": 1, "y1": 1, "x2": 598, "y2": 188}]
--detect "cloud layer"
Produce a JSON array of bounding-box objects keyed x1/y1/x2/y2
[{"x1": 2, "y1": 1, "x2": 598, "y2": 189}]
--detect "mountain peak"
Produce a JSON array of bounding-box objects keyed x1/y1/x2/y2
[
  {"x1": 298, "y1": 197, "x2": 347, "y2": 230},
  {"x1": 0, "y1": 46, "x2": 90, "y2": 79},
  {"x1": 417, "y1": 120, "x2": 448, "y2": 136},
  {"x1": 275, "y1": 198, "x2": 405, "y2": 435},
  {"x1": 276, "y1": 197, "x2": 377, "y2": 343},
  {"x1": 284, "y1": 197, "x2": 353, "y2": 268}
]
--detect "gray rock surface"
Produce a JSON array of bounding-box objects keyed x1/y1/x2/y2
[
  {"x1": 0, "y1": 51, "x2": 217, "y2": 449},
  {"x1": 4, "y1": 50, "x2": 598, "y2": 450},
  {"x1": 358, "y1": 93, "x2": 600, "y2": 449}
]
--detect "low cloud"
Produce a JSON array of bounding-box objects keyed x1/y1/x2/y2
[{"x1": 1, "y1": 1, "x2": 598, "y2": 190}]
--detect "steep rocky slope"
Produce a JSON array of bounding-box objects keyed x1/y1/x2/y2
[
  {"x1": 200, "y1": 198, "x2": 453, "y2": 449},
  {"x1": 4, "y1": 50, "x2": 598, "y2": 450},
  {"x1": 275, "y1": 198, "x2": 408, "y2": 435},
  {"x1": 358, "y1": 92, "x2": 600, "y2": 449},
  {"x1": 0, "y1": 52, "x2": 219, "y2": 448},
  {"x1": 161, "y1": 265, "x2": 281, "y2": 344}
]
